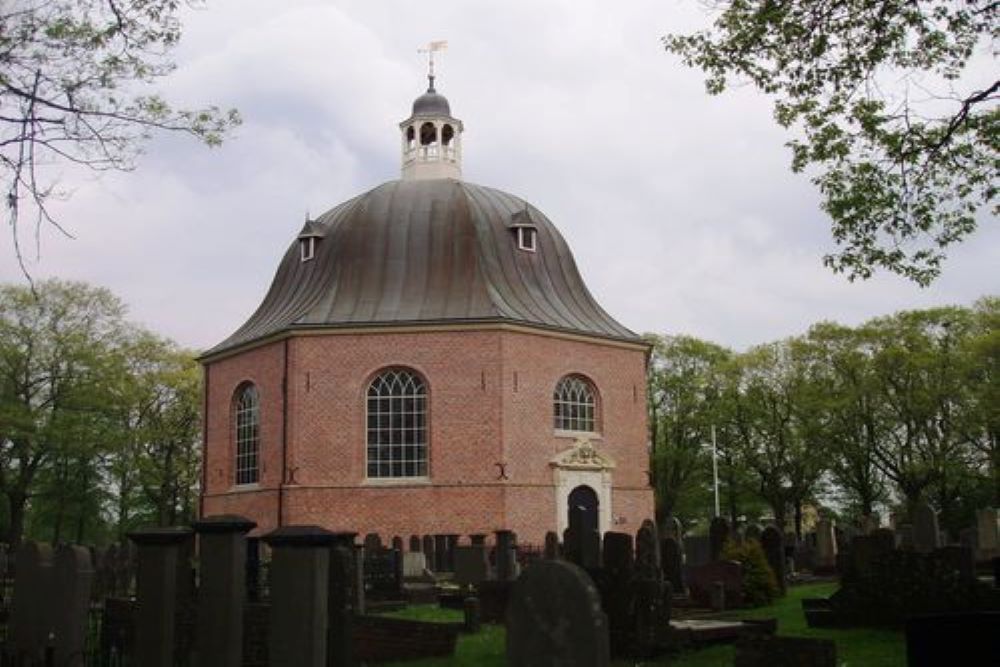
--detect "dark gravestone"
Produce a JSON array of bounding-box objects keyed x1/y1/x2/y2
[
  {"x1": 364, "y1": 533, "x2": 382, "y2": 554},
  {"x1": 684, "y1": 535, "x2": 710, "y2": 567},
  {"x1": 391, "y1": 536, "x2": 404, "y2": 553},
  {"x1": 761, "y1": 527, "x2": 785, "y2": 594},
  {"x1": 709, "y1": 516, "x2": 730, "y2": 561},
  {"x1": 9, "y1": 541, "x2": 55, "y2": 662},
  {"x1": 444, "y1": 534, "x2": 460, "y2": 572},
  {"x1": 469, "y1": 534, "x2": 487, "y2": 547},
  {"x1": 563, "y1": 526, "x2": 582, "y2": 566},
  {"x1": 912, "y1": 503, "x2": 941, "y2": 554},
  {"x1": 246, "y1": 537, "x2": 262, "y2": 602},
  {"x1": 735, "y1": 635, "x2": 836, "y2": 667},
  {"x1": 52, "y1": 545, "x2": 95, "y2": 667},
  {"x1": 634, "y1": 521, "x2": 669, "y2": 658},
  {"x1": 906, "y1": 612, "x2": 1000, "y2": 667},
  {"x1": 454, "y1": 545, "x2": 489, "y2": 587},
  {"x1": 422, "y1": 535, "x2": 435, "y2": 571},
  {"x1": 661, "y1": 537, "x2": 684, "y2": 592},
  {"x1": 506, "y1": 560, "x2": 609, "y2": 667},
  {"x1": 364, "y1": 546, "x2": 402, "y2": 600},
  {"x1": 463, "y1": 596, "x2": 481, "y2": 633},
  {"x1": 544, "y1": 531, "x2": 560, "y2": 559},
  {"x1": 433, "y1": 534, "x2": 448, "y2": 572},
  {"x1": 409, "y1": 535, "x2": 421, "y2": 552},
  {"x1": 601, "y1": 532, "x2": 634, "y2": 656},
  {"x1": 687, "y1": 560, "x2": 744, "y2": 608},
  {"x1": 495, "y1": 530, "x2": 517, "y2": 581}
]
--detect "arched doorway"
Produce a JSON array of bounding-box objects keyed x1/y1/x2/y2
[{"x1": 568, "y1": 485, "x2": 599, "y2": 533}]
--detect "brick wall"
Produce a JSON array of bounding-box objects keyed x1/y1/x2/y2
[{"x1": 202, "y1": 325, "x2": 654, "y2": 542}]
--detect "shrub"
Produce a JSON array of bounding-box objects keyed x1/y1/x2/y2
[{"x1": 721, "y1": 538, "x2": 779, "y2": 607}]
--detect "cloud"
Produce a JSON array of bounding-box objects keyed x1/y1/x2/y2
[{"x1": 2, "y1": 0, "x2": 996, "y2": 351}]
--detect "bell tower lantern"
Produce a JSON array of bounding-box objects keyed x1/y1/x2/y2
[{"x1": 400, "y1": 41, "x2": 463, "y2": 181}]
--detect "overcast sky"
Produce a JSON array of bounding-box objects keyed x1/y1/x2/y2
[{"x1": 2, "y1": 0, "x2": 997, "y2": 351}]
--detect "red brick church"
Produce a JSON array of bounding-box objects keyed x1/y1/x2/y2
[{"x1": 199, "y1": 72, "x2": 653, "y2": 544}]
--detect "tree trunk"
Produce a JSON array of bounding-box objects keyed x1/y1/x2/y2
[
  {"x1": 794, "y1": 502, "x2": 804, "y2": 541},
  {"x1": 5, "y1": 491, "x2": 28, "y2": 550}
]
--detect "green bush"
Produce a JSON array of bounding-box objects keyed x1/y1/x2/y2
[{"x1": 721, "y1": 538, "x2": 780, "y2": 607}]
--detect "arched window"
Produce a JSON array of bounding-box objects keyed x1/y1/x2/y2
[
  {"x1": 419, "y1": 122, "x2": 437, "y2": 146},
  {"x1": 367, "y1": 369, "x2": 428, "y2": 478},
  {"x1": 234, "y1": 383, "x2": 260, "y2": 485},
  {"x1": 553, "y1": 375, "x2": 597, "y2": 432}
]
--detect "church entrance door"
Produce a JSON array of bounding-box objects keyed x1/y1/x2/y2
[{"x1": 568, "y1": 485, "x2": 599, "y2": 534}]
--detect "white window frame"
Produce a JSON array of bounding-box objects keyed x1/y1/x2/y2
[
  {"x1": 300, "y1": 237, "x2": 316, "y2": 262},
  {"x1": 366, "y1": 369, "x2": 428, "y2": 479},
  {"x1": 553, "y1": 375, "x2": 598, "y2": 433},
  {"x1": 234, "y1": 384, "x2": 260, "y2": 486},
  {"x1": 517, "y1": 227, "x2": 537, "y2": 252}
]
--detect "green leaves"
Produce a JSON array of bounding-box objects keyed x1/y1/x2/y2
[{"x1": 664, "y1": 1, "x2": 998, "y2": 284}]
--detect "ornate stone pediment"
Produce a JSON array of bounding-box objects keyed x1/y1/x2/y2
[{"x1": 550, "y1": 437, "x2": 616, "y2": 471}]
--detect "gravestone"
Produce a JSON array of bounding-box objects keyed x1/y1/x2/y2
[
  {"x1": 734, "y1": 635, "x2": 836, "y2": 667},
  {"x1": 364, "y1": 533, "x2": 382, "y2": 554},
  {"x1": 495, "y1": 530, "x2": 518, "y2": 581},
  {"x1": 403, "y1": 552, "x2": 428, "y2": 578},
  {"x1": 9, "y1": 541, "x2": 55, "y2": 662},
  {"x1": 506, "y1": 559, "x2": 609, "y2": 667},
  {"x1": 687, "y1": 560, "x2": 743, "y2": 608},
  {"x1": 633, "y1": 521, "x2": 669, "y2": 658},
  {"x1": 905, "y1": 612, "x2": 1000, "y2": 667},
  {"x1": 860, "y1": 513, "x2": 880, "y2": 534},
  {"x1": 897, "y1": 524, "x2": 915, "y2": 550},
  {"x1": 469, "y1": 534, "x2": 487, "y2": 547},
  {"x1": 684, "y1": 535, "x2": 710, "y2": 567},
  {"x1": 409, "y1": 535, "x2": 421, "y2": 552},
  {"x1": 761, "y1": 526, "x2": 785, "y2": 594},
  {"x1": 912, "y1": 503, "x2": 941, "y2": 553},
  {"x1": 564, "y1": 526, "x2": 601, "y2": 569},
  {"x1": 976, "y1": 508, "x2": 998, "y2": 559},
  {"x1": 422, "y1": 535, "x2": 435, "y2": 571},
  {"x1": 815, "y1": 519, "x2": 837, "y2": 570},
  {"x1": 544, "y1": 531, "x2": 560, "y2": 559},
  {"x1": 391, "y1": 536, "x2": 404, "y2": 553},
  {"x1": 600, "y1": 532, "x2": 634, "y2": 656},
  {"x1": 433, "y1": 535, "x2": 448, "y2": 572},
  {"x1": 454, "y1": 545, "x2": 489, "y2": 587},
  {"x1": 328, "y1": 542, "x2": 358, "y2": 667},
  {"x1": 663, "y1": 516, "x2": 683, "y2": 541},
  {"x1": 661, "y1": 537, "x2": 684, "y2": 592},
  {"x1": 709, "y1": 516, "x2": 730, "y2": 561}
]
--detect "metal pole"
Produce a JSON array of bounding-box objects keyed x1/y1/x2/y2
[{"x1": 711, "y1": 425, "x2": 720, "y2": 518}]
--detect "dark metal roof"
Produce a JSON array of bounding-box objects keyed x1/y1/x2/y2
[
  {"x1": 412, "y1": 90, "x2": 451, "y2": 116},
  {"x1": 205, "y1": 179, "x2": 639, "y2": 357}
]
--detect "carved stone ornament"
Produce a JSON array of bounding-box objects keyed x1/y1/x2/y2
[{"x1": 550, "y1": 437, "x2": 616, "y2": 471}]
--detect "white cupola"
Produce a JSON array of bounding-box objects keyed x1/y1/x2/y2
[{"x1": 400, "y1": 42, "x2": 463, "y2": 181}]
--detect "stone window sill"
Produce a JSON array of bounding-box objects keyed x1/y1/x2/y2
[{"x1": 362, "y1": 476, "x2": 432, "y2": 487}]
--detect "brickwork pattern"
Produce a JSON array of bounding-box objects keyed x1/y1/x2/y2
[{"x1": 202, "y1": 327, "x2": 654, "y2": 541}]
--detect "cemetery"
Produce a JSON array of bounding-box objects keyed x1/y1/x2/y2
[{"x1": 0, "y1": 504, "x2": 997, "y2": 665}]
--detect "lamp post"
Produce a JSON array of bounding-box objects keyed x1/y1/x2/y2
[{"x1": 710, "y1": 425, "x2": 720, "y2": 519}]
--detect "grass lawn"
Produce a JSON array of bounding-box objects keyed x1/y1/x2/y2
[{"x1": 377, "y1": 582, "x2": 906, "y2": 666}]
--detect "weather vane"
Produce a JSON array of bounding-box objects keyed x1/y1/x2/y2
[{"x1": 418, "y1": 40, "x2": 448, "y2": 89}]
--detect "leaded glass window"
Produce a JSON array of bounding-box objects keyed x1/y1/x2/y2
[
  {"x1": 367, "y1": 369, "x2": 428, "y2": 478},
  {"x1": 234, "y1": 384, "x2": 260, "y2": 485},
  {"x1": 554, "y1": 375, "x2": 597, "y2": 432}
]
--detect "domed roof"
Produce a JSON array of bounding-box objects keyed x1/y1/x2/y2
[
  {"x1": 411, "y1": 87, "x2": 451, "y2": 116},
  {"x1": 206, "y1": 179, "x2": 638, "y2": 356}
]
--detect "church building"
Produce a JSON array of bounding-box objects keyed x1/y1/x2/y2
[{"x1": 199, "y1": 70, "x2": 654, "y2": 544}]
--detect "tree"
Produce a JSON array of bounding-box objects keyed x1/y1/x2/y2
[
  {"x1": 1, "y1": 0, "x2": 240, "y2": 272},
  {"x1": 647, "y1": 334, "x2": 732, "y2": 521},
  {"x1": 665, "y1": 1, "x2": 998, "y2": 285},
  {"x1": 730, "y1": 340, "x2": 829, "y2": 537},
  {"x1": 0, "y1": 279, "x2": 129, "y2": 548}
]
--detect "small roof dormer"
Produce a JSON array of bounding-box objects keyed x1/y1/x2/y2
[
  {"x1": 297, "y1": 217, "x2": 324, "y2": 262},
  {"x1": 400, "y1": 41, "x2": 463, "y2": 181}
]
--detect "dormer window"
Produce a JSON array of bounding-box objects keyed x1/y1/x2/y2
[
  {"x1": 510, "y1": 207, "x2": 538, "y2": 253},
  {"x1": 300, "y1": 237, "x2": 316, "y2": 262},
  {"x1": 517, "y1": 226, "x2": 537, "y2": 252},
  {"x1": 297, "y1": 217, "x2": 324, "y2": 263}
]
